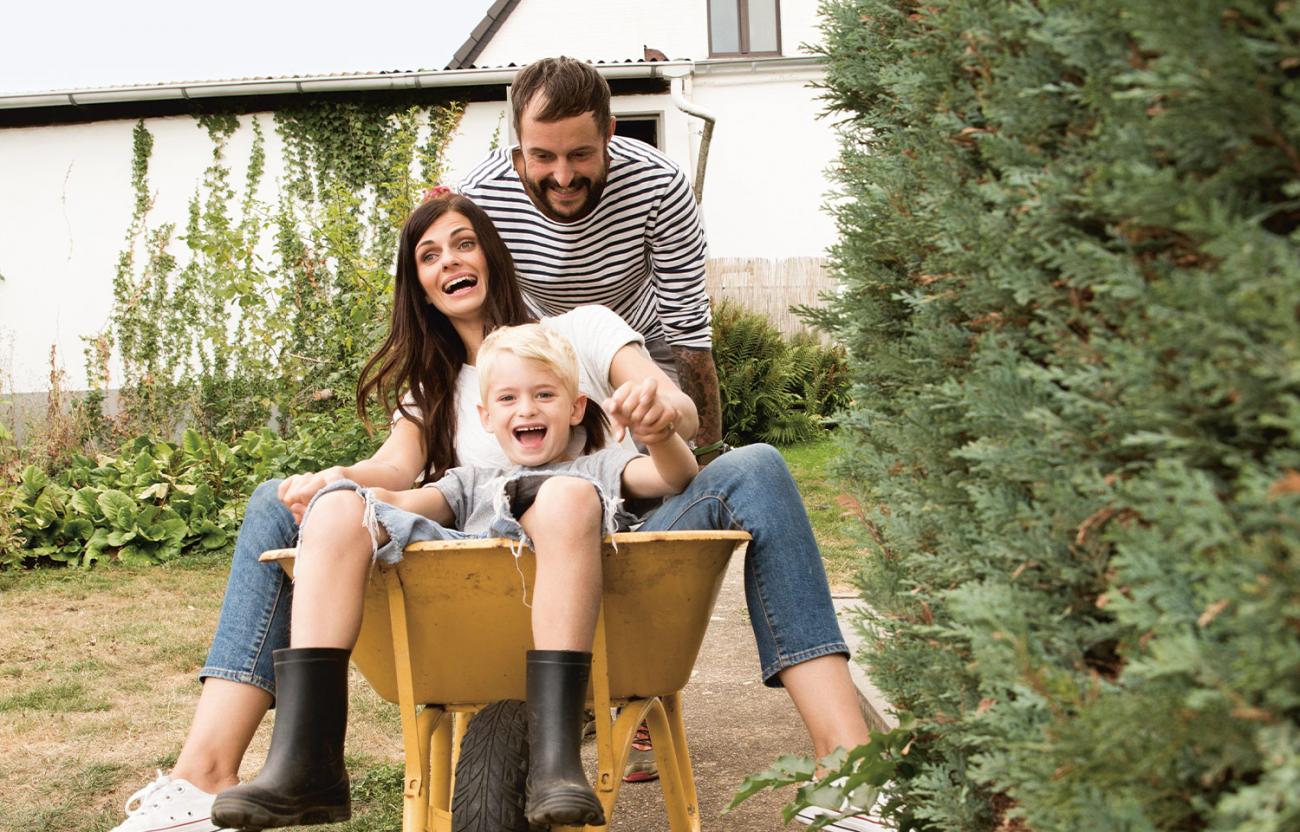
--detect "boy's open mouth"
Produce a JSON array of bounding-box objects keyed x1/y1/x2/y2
[{"x1": 513, "y1": 425, "x2": 547, "y2": 449}]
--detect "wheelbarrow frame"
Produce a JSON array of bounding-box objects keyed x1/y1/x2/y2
[{"x1": 261, "y1": 529, "x2": 750, "y2": 831}]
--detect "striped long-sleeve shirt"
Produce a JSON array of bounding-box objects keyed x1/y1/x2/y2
[{"x1": 459, "y1": 135, "x2": 712, "y2": 350}]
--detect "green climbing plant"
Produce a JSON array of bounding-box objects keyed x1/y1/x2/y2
[{"x1": 99, "y1": 99, "x2": 464, "y2": 445}]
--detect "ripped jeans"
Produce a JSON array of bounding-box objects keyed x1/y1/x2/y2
[{"x1": 199, "y1": 444, "x2": 848, "y2": 697}]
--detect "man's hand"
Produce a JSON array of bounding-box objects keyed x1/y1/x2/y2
[
  {"x1": 604, "y1": 377, "x2": 680, "y2": 446},
  {"x1": 671, "y1": 346, "x2": 724, "y2": 462}
]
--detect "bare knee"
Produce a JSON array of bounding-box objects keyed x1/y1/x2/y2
[
  {"x1": 524, "y1": 477, "x2": 602, "y2": 536},
  {"x1": 299, "y1": 490, "x2": 372, "y2": 562}
]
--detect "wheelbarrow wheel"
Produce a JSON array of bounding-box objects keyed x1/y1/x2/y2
[{"x1": 452, "y1": 699, "x2": 546, "y2": 832}]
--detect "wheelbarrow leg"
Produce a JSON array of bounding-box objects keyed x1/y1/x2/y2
[
  {"x1": 384, "y1": 566, "x2": 445, "y2": 832},
  {"x1": 423, "y1": 707, "x2": 454, "y2": 831},
  {"x1": 662, "y1": 692, "x2": 702, "y2": 831},
  {"x1": 643, "y1": 697, "x2": 699, "y2": 832},
  {"x1": 593, "y1": 697, "x2": 699, "y2": 832}
]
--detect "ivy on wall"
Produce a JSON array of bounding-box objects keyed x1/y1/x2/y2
[{"x1": 97, "y1": 99, "x2": 464, "y2": 443}]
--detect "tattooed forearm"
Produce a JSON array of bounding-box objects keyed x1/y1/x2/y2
[{"x1": 671, "y1": 346, "x2": 723, "y2": 456}]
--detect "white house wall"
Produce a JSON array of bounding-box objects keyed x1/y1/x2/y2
[
  {"x1": 0, "y1": 114, "x2": 286, "y2": 394},
  {"x1": 688, "y1": 63, "x2": 836, "y2": 258},
  {"x1": 473, "y1": 0, "x2": 823, "y2": 62}
]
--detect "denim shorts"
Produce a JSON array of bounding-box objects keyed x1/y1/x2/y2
[
  {"x1": 303, "y1": 479, "x2": 486, "y2": 565},
  {"x1": 303, "y1": 470, "x2": 626, "y2": 566}
]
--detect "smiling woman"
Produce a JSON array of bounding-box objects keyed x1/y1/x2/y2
[{"x1": 415, "y1": 212, "x2": 490, "y2": 324}]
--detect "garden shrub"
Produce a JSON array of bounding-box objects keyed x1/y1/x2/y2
[
  {"x1": 712, "y1": 300, "x2": 849, "y2": 446},
  {"x1": 813, "y1": 1, "x2": 1300, "y2": 830},
  {"x1": 2, "y1": 420, "x2": 382, "y2": 569}
]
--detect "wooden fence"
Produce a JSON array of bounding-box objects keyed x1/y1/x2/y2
[{"x1": 705, "y1": 257, "x2": 840, "y2": 337}]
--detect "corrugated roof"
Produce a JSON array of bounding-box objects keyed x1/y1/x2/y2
[
  {"x1": 0, "y1": 60, "x2": 696, "y2": 115},
  {"x1": 7, "y1": 67, "x2": 440, "y2": 98}
]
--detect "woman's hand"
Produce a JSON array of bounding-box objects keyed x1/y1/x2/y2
[
  {"x1": 277, "y1": 466, "x2": 346, "y2": 525},
  {"x1": 604, "y1": 377, "x2": 680, "y2": 446}
]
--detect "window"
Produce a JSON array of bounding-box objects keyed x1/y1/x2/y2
[
  {"x1": 708, "y1": 0, "x2": 781, "y2": 57},
  {"x1": 614, "y1": 115, "x2": 661, "y2": 149}
]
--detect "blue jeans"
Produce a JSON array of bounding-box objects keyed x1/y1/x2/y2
[
  {"x1": 637, "y1": 444, "x2": 848, "y2": 685},
  {"x1": 199, "y1": 444, "x2": 848, "y2": 696},
  {"x1": 199, "y1": 480, "x2": 298, "y2": 697}
]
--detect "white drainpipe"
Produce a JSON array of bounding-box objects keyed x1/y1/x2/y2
[{"x1": 669, "y1": 75, "x2": 716, "y2": 205}]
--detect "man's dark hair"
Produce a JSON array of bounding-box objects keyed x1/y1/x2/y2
[{"x1": 511, "y1": 57, "x2": 612, "y2": 133}]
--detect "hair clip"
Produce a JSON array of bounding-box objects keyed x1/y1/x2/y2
[{"x1": 421, "y1": 185, "x2": 454, "y2": 203}]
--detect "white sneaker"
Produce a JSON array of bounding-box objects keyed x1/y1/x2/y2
[
  {"x1": 110, "y1": 770, "x2": 230, "y2": 832},
  {"x1": 795, "y1": 803, "x2": 891, "y2": 831}
]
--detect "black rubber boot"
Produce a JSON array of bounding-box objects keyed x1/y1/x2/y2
[
  {"x1": 211, "y1": 648, "x2": 352, "y2": 829},
  {"x1": 524, "y1": 650, "x2": 606, "y2": 827}
]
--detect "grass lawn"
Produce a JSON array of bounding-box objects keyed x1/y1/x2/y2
[
  {"x1": 779, "y1": 435, "x2": 866, "y2": 593},
  {"x1": 0, "y1": 554, "x2": 406, "y2": 832},
  {"x1": 0, "y1": 434, "x2": 861, "y2": 830}
]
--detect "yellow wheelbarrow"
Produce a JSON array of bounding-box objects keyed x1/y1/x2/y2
[{"x1": 261, "y1": 529, "x2": 751, "y2": 831}]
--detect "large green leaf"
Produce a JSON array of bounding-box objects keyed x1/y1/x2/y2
[
  {"x1": 62, "y1": 518, "x2": 94, "y2": 540},
  {"x1": 116, "y1": 543, "x2": 156, "y2": 566},
  {"x1": 70, "y1": 487, "x2": 103, "y2": 518},
  {"x1": 19, "y1": 465, "x2": 48, "y2": 500},
  {"x1": 98, "y1": 490, "x2": 137, "y2": 528},
  {"x1": 182, "y1": 428, "x2": 205, "y2": 457},
  {"x1": 30, "y1": 493, "x2": 60, "y2": 528},
  {"x1": 138, "y1": 482, "x2": 169, "y2": 501},
  {"x1": 83, "y1": 528, "x2": 112, "y2": 567},
  {"x1": 106, "y1": 529, "x2": 136, "y2": 547},
  {"x1": 160, "y1": 518, "x2": 188, "y2": 546},
  {"x1": 131, "y1": 449, "x2": 160, "y2": 485}
]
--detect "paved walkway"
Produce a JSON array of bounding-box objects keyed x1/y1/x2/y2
[{"x1": 583, "y1": 553, "x2": 891, "y2": 831}]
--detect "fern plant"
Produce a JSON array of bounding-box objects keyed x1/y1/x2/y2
[{"x1": 711, "y1": 301, "x2": 848, "y2": 446}]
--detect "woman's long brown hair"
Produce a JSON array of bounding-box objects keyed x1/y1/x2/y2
[{"x1": 357, "y1": 194, "x2": 534, "y2": 481}]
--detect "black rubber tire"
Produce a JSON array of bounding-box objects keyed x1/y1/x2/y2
[{"x1": 451, "y1": 699, "x2": 545, "y2": 832}]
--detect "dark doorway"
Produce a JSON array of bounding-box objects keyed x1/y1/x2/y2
[{"x1": 615, "y1": 116, "x2": 660, "y2": 149}]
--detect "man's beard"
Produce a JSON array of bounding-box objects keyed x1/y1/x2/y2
[{"x1": 523, "y1": 164, "x2": 608, "y2": 222}]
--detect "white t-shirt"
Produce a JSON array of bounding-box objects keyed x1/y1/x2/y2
[{"x1": 397, "y1": 305, "x2": 648, "y2": 471}]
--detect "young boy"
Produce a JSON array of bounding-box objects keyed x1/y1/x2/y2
[
  {"x1": 370, "y1": 323, "x2": 697, "y2": 825},
  {"x1": 213, "y1": 324, "x2": 696, "y2": 830}
]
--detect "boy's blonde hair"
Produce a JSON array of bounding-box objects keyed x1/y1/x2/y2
[{"x1": 477, "y1": 324, "x2": 581, "y2": 402}]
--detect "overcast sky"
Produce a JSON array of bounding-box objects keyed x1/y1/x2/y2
[{"x1": 2, "y1": 0, "x2": 499, "y2": 95}]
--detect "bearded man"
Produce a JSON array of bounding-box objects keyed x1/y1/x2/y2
[{"x1": 459, "y1": 56, "x2": 724, "y2": 458}]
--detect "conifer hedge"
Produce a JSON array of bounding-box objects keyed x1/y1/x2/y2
[{"x1": 814, "y1": 2, "x2": 1300, "y2": 829}]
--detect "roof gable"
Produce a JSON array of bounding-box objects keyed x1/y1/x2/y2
[{"x1": 446, "y1": 0, "x2": 525, "y2": 70}]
